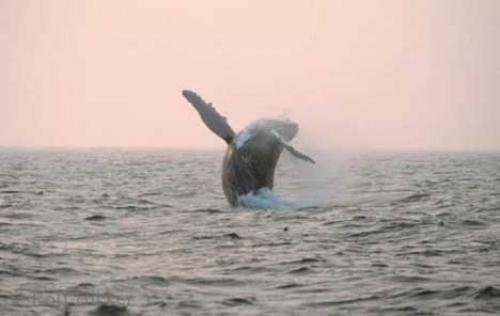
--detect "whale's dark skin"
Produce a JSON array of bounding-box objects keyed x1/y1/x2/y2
[
  {"x1": 182, "y1": 90, "x2": 313, "y2": 207},
  {"x1": 222, "y1": 126, "x2": 293, "y2": 206}
]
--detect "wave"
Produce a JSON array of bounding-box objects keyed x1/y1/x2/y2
[
  {"x1": 90, "y1": 304, "x2": 129, "y2": 316},
  {"x1": 222, "y1": 297, "x2": 256, "y2": 306}
]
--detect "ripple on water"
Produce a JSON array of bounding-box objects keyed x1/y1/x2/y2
[
  {"x1": 288, "y1": 266, "x2": 313, "y2": 274},
  {"x1": 390, "y1": 286, "x2": 473, "y2": 300},
  {"x1": 461, "y1": 219, "x2": 488, "y2": 227},
  {"x1": 305, "y1": 295, "x2": 381, "y2": 308},
  {"x1": 191, "y1": 208, "x2": 224, "y2": 214},
  {"x1": 89, "y1": 304, "x2": 130, "y2": 316},
  {"x1": 473, "y1": 285, "x2": 500, "y2": 300},
  {"x1": 392, "y1": 192, "x2": 431, "y2": 204},
  {"x1": 278, "y1": 257, "x2": 326, "y2": 266},
  {"x1": 120, "y1": 275, "x2": 246, "y2": 288},
  {"x1": 85, "y1": 215, "x2": 107, "y2": 221},
  {"x1": 192, "y1": 232, "x2": 241, "y2": 240},
  {"x1": 1, "y1": 149, "x2": 498, "y2": 315},
  {"x1": 275, "y1": 283, "x2": 306, "y2": 289},
  {"x1": 221, "y1": 297, "x2": 256, "y2": 307},
  {"x1": 129, "y1": 275, "x2": 171, "y2": 287}
]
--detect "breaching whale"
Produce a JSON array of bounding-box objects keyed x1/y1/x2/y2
[{"x1": 182, "y1": 90, "x2": 315, "y2": 207}]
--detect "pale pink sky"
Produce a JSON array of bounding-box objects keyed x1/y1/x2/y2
[{"x1": 1, "y1": 0, "x2": 499, "y2": 149}]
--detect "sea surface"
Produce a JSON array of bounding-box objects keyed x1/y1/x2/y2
[{"x1": 0, "y1": 148, "x2": 499, "y2": 315}]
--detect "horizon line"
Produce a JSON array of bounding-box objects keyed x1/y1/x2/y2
[{"x1": 0, "y1": 145, "x2": 499, "y2": 153}]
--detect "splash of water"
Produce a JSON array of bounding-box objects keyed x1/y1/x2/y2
[{"x1": 237, "y1": 188, "x2": 295, "y2": 209}]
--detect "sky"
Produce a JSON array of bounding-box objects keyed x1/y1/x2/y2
[{"x1": 1, "y1": 0, "x2": 499, "y2": 150}]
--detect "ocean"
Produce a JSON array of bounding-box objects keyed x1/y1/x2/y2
[{"x1": 0, "y1": 148, "x2": 499, "y2": 315}]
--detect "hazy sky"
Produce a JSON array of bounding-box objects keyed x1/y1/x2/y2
[{"x1": 1, "y1": 0, "x2": 499, "y2": 149}]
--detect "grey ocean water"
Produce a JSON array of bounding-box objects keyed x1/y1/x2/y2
[{"x1": 0, "y1": 148, "x2": 499, "y2": 315}]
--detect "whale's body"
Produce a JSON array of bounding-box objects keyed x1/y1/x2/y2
[
  {"x1": 222, "y1": 119, "x2": 293, "y2": 205},
  {"x1": 182, "y1": 90, "x2": 314, "y2": 207}
]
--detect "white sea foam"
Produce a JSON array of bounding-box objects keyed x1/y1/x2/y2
[{"x1": 237, "y1": 188, "x2": 294, "y2": 209}]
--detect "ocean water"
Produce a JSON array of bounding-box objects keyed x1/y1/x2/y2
[{"x1": 0, "y1": 148, "x2": 499, "y2": 315}]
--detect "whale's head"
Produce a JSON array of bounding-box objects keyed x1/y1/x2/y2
[
  {"x1": 266, "y1": 118, "x2": 299, "y2": 142},
  {"x1": 253, "y1": 118, "x2": 299, "y2": 141},
  {"x1": 234, "y1": 118, "x2": 299, "y2": 149},
  {"x1": 234, "y1": 118, "x2": 299, "y2": 148}
]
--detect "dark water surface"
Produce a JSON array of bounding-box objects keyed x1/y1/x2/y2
[{"x1": 0, "y1": 149, "x2": 499, "y2": 315}]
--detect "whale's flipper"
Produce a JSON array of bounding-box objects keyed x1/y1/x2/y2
[
  {"x1": 281, "y1": 143, "x2": 316, "y2": 164},
  {"x1": 270, "y1": 130, "x2": 315, "y2": 164},
  {"x1": 182, "y1": 90, "x2": 235, "y2": 144}
]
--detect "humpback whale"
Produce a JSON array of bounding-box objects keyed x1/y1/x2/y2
[{"x1": 182, "y1": 90, "x2": 315, "y2": 207}]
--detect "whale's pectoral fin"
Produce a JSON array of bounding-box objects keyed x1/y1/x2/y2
[
  {"x1": 182, "y1": 90, "x2": 236, "y2": 144},
  {"x1": 270, "y1": 130, "x2": 315, "y2": 164},
  {"x1": 282, "y1": 143, "x2": 316, "y2": 164}
]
